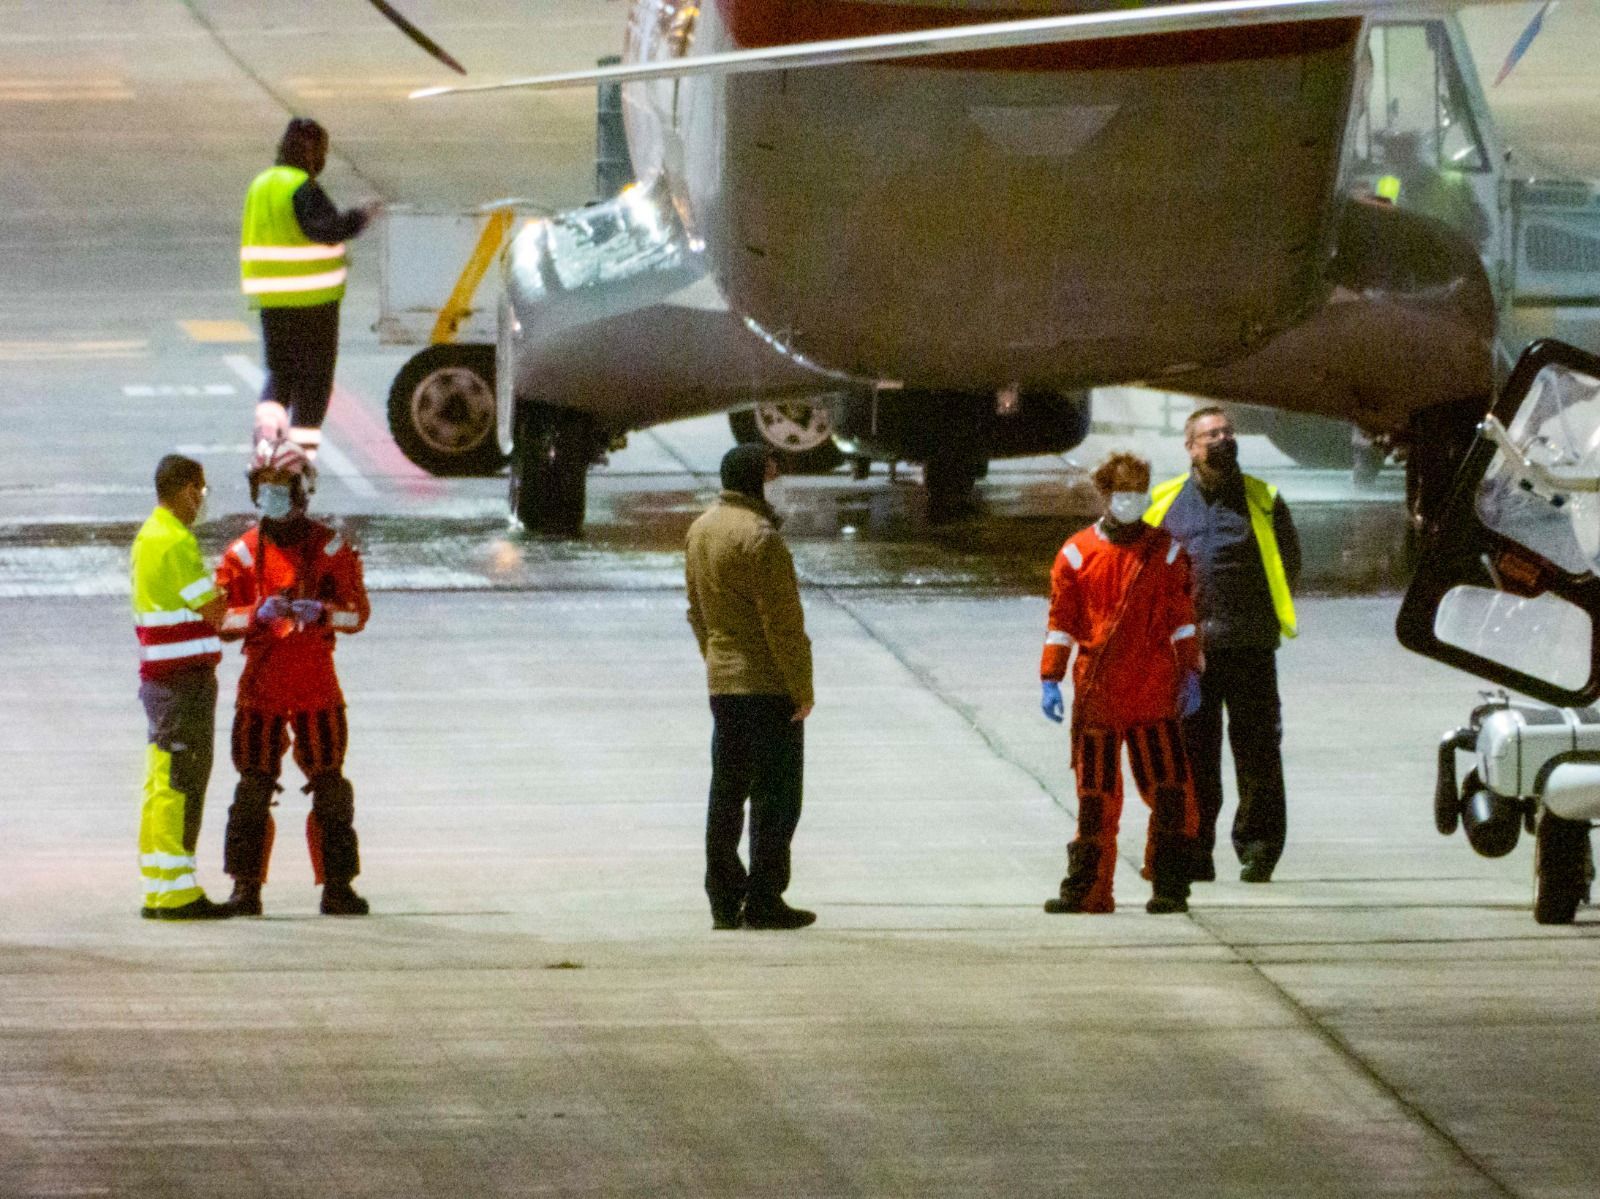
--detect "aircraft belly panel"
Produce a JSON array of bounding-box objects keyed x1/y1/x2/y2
[{"x1": 711, "y1": 23, "x2": 1358, "y2": 390}]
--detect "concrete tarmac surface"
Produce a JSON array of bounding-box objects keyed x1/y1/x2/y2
[{"x1": 5, "y1": 588, "x2": 1600, "y2": 1199}]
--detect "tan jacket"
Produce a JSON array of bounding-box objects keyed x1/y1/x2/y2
[{"x1": 685, "y1": 492, "x2": 813, "y2": 706}]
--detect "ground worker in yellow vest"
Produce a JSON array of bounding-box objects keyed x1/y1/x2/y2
[
  {"x1": 240, "y1": 117, "x2": 378, "y2": 462},
  {"x1": 1145, "y1": 406, "x2": 1300, "y2": 884},
  {"x1": 130, "y1": 455, "x2": 234, "y2": 920}
]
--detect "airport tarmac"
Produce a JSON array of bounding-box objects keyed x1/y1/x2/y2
[{"x1": 6, "y1": 4, "x2": 1600, "y2": 1197}]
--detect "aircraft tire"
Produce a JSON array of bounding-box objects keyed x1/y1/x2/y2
[
  {"x1": 508, "y1": 403, "x2": 591, "y2": 537},
  {"x1": 729, "y1": 403, "x2": 844, "y2": 474},
  {"x1": 1533, "y1": 809, "x2": 1589, "y2": 925},
  {"x1": 387, "y1": 344, "x2": 505, "y2": 476},
  {"x1": 923, "y1": 449, "x2": 984, "y2": 524}
]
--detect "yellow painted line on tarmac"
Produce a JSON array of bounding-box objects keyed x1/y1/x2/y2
[
  {"x1": 179, "y1": 319, "x2": 256, "y2": 344},
  {"x1": 0, "y1": 340, "x2": 148, "y2": 361},
  {"x1": 0, "y1": 78, "x2": 133, "y2": 102}
]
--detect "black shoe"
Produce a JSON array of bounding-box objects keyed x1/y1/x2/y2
[
  {"x1": 742, "y1": 901, "x2": 815, "y2": 930},
  {"x1": 1190, "y1": 857, "x2": 1216, "y2": 883},
  {"x1": 1146, "y1": 895, "x2": 1189, "y2": 914},
  {"x1": 320, "y1": 882, "x2": 370, "y2": 916},
  {"x1": 141, "y1": 895, "x2": 235, "y2": 921},
  {"x1": 225, "y1": 880, "x2": 263, "y2": 917},
  {"x1": 711, "y1": 903, "x2": 743, "y2": 931},
  {"x1": 1043, "y1": 896, "x2": 1111, "y2": 914},
  {"x1": 1239, "y1": 860, "x2": 1274, "y2": 884}
]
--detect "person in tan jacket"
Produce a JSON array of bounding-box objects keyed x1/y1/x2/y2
[{"x1": 686, "y1": 445, "x2": 816, "y2": 931}]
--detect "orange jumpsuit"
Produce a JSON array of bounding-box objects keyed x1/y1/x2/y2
[
  {"x1": 1040, "y1": 521, "x2": 1201, "y2": 910},
  {"x1": 215, "y1": 519, "x2": 369, "y2": 885}
]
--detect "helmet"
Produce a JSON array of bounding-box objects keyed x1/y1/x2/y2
[{"x1": 247, "y1": 436, "x2": 317, "y2": 508}]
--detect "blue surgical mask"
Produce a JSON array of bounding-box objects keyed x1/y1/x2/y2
[
  {"x1": 258, "y1": 482, "x2": 293, "y2": 520},
  {"x1": 1108, "y1": 491, "x2": 1150, "y2": 525}
]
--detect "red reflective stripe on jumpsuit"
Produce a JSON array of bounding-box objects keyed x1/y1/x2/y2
[{"x1": 1042, "y1": 523, "x2": 1201, "y2": 911}]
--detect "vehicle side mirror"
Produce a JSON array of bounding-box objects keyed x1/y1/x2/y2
[{"x1": 1398, "y1": 339, "x2": 1600, "y2": 704}]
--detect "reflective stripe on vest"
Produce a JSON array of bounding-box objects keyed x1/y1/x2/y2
[
  {"x1": 240, "y1": 166, "x2": 347, "y2": 308},
  {"x1": 1146, "y1": 472, "x2": 1297, "y2": 641}
]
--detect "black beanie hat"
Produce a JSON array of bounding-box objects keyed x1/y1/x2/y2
[{"x1": 720, "y1": 444, "x2": 771, "y2": 500}]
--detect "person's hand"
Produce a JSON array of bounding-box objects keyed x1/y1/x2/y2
[
  {"x1": 791, "y1": 703, "x2": 813, "y2": 722},
  {"x1": 361, "y1": 200, "x2": 385, "y2": 224},
  {"x1": 290, "y1": 599, "x2": 325, "y2": 625},
  {"x1": 1041, "y1": 681, "x2": 1065, "y2": 723},
  {"x1": 1178, "y1": 670, "x2": 1203, "y2": 720},
  {"x1": 256, "y1": 594, "x2": 291, "y2": 623}
]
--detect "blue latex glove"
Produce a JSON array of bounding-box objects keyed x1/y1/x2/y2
[
  {"x1": 1040, "y1": 680, "x2": 1065, "y2": 724},
  {"x1": 256, "y1": 593, "x2": 292, "y2": 623},
  {"x1": 1178, "y1": 670, "x2": 1203, "y2": 720},
  {"x1": 290, "y1": 598, "x2": 325, "y2": 625}
]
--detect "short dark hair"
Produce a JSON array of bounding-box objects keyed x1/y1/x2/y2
[
  {"x1": 155, "y1": 454, "x2": 204, "y2": 503},
  {"x1": 276, "y1": 117, "x2": 329, "y2": 171},
  {"x1": 1184, "y1": 405, "x2": 1230, "y2": 441}
]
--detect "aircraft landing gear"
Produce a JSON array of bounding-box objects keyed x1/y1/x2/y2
[
  {"x1": 1405, "y1": 397, "x2": 1483, "y2": 536},
  {"x1": 1534, "y1": 811, "x2": 1593, "y2": 926},
  {"x1": 923, "y1": 446, "x2": 985, "y2": 523},
  {"x1": 508, "y1": 402, "x2": 598, "y2": 537}
]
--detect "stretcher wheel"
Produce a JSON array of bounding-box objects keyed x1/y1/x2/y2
[{"x1": 1533, "y1": 810, "x2": 1590, "y2": 926}]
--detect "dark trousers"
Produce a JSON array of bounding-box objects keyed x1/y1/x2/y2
[
  {"x1": 224, "y1": 705, "x2": 359, "y2": 885},
  {"x1": 259, "y1": 302, "x2": 340, "y2": 432},
  {"x1": 1064, "y1": 720, "x2": 1198, "y2": 911},
  {"x1": 1181, "y1": 647, "x2": 1286, "y2": 869},
  {"x1": 706, "y1": 694, "x2": 804, "y2": 919}
]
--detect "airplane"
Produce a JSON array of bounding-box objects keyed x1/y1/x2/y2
[{"x1": 376, "y1": 0, "x2": 1542, "y2": 536}]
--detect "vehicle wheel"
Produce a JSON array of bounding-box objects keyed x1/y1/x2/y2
[
  {"x1": 508, "y1": 403, "x2": 593, "y2": 537},
  {"x1": 1533, "y1": 809, "x2": 1590, "y2": 925},
  {"x1": 729, "y1": 402, "x2": 844, "y2": 474},
  {"x1": 387, "y1": 344, "x2": 505, "y2": 476},
  {"x1": 1266, "y1": 414, "x2": 1355, "y2": 470}
]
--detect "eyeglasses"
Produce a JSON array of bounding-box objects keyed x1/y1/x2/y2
[{"x1": 1190, "y1": 426, "x2": 1235, "y2": 444}]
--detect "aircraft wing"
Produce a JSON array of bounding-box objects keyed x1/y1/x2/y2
[{"x1": 412, "y1": 0, "x2": 1519, "y2": 98}]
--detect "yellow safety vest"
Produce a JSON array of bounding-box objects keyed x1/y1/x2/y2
[
  {"x1": 1146, "y1": 472, "x2": 1297, "y2": 641},
  {"x1": 239, "y1": 166, "x2": 348, "y2": 309},
  {"x1": 130, "y1": 506, "x2": 223, "y2": 679}
]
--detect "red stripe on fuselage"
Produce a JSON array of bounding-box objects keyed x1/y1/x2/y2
[{"x1": 715, "y1": 1, "x2": 1359, "y2": 70}]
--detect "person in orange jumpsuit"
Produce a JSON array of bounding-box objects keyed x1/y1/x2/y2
[
  {"x1": 1039, "y1": 452, "x2": 1202, "y2": 914},
  {"x1": 215, "y1": 438, "x2": 372, "y2": 916}
]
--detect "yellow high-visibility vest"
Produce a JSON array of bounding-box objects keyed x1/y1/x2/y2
[
  {"x1": 239, "y1": 166, "x2": 348, "y2": 308},
  {"x1": 1146, "y1": 472, "x2": 1297, "y2": 640}
]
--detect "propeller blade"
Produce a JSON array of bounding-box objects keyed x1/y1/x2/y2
[
  {"x1": 367, "y1": 0, "x2": 467, "y2": 75},
  {"x1": 1493, "y1": 1, "x2": 1555, "y2": 87}
]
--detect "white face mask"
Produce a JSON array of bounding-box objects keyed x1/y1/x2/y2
[
  {"x1": 1108, "y1": 490, "x2": 1150, "y2": 525},
  {"x1": 258, "y1": 482, "x2": 294, "y2": 520}
]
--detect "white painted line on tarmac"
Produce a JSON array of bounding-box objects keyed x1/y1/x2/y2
[
  {"x1": 222, "y1": 355, "x2": 378, "y2": 498},
  {"x1": 174, "y1": 443, "x2": 255, "y2": 456},
  {"x1": 123, "y1": 383, "x2": 237, "y2": 398}
]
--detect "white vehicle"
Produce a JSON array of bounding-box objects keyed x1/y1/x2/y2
[{"x1": 1401, "y1": 339, "x2": 1600, "y2": 923}]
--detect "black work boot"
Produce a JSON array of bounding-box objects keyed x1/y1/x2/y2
[
  {"x1": 225, "y1": 879, "x2": 263, "y2": 917},
  {"x1": 142, "y1": 895, "x2": 236, "y2": 921},
  {"x1": 741, "y1": 899, "x2": 815, "y2": 930},
  {"x1": 320, "y1": 881, "x2": 370, "y2": 916}
]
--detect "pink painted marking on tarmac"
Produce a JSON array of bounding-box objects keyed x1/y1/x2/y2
[{"x1": 326, "y1": 383, "x2": 446, "y2": 498}]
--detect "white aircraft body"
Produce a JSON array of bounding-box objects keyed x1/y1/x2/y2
[{"x1": 395, "y1": 0, "x2": 1540, "y2": 532}]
